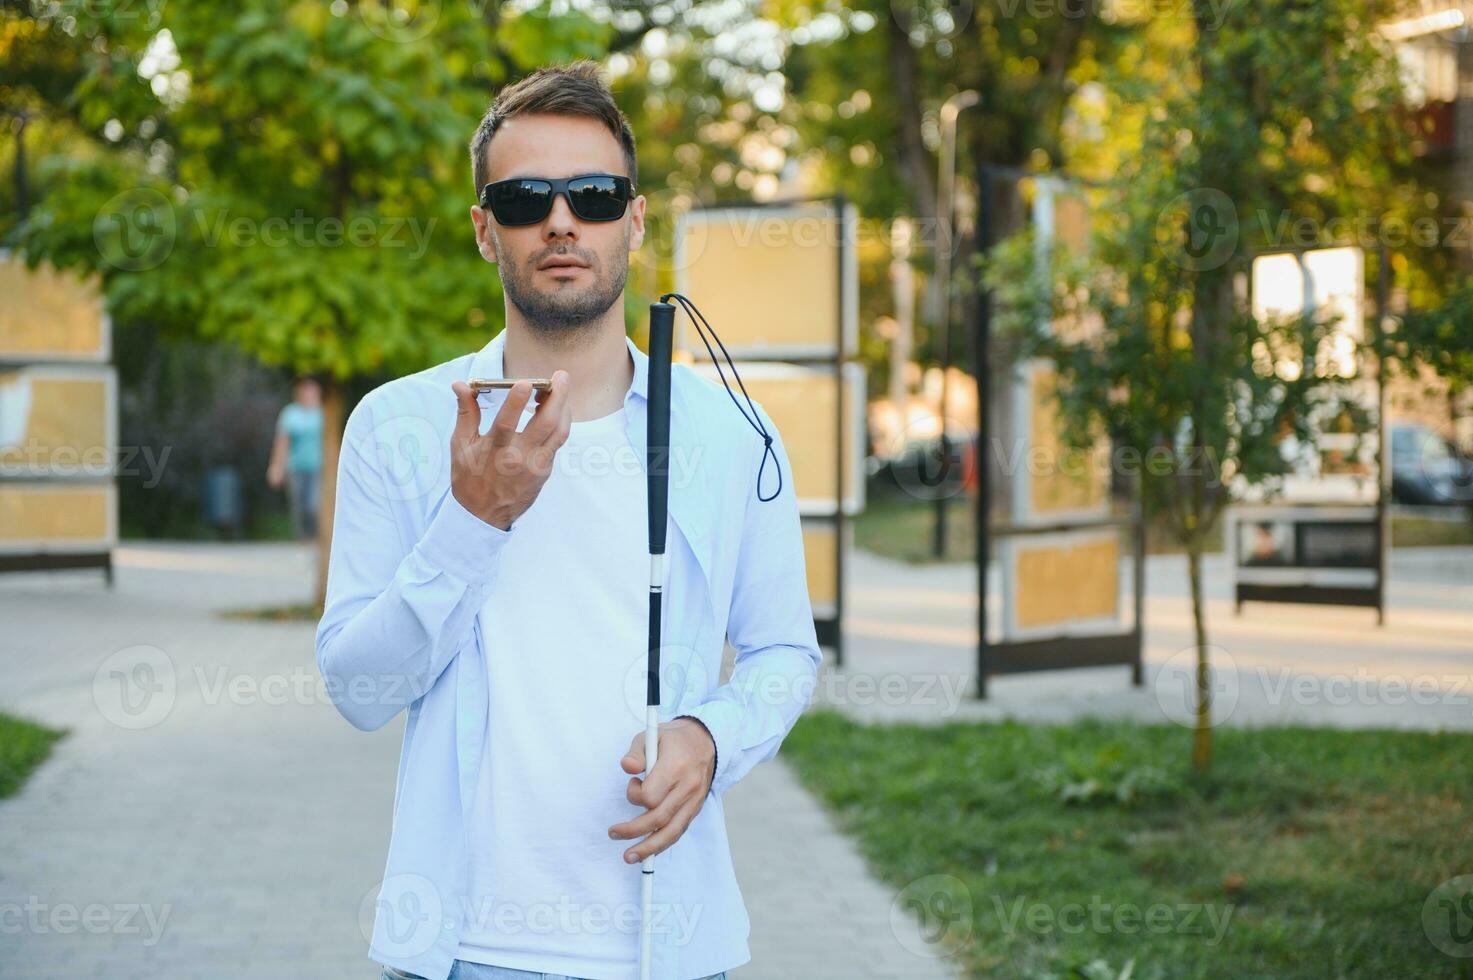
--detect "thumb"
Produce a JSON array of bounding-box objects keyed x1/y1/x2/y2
[
  {"x1": 451, "y1": 381, "x2": 481, "y2": 445},
  {"x1": 621, "y1": 733, "x2": 646, "y2": 775}
]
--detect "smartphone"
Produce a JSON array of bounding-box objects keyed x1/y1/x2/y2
[{"x1": 469, "y1": 378, "x2": 553, "y2": 393}]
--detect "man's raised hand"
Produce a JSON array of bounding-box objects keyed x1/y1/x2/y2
[{"x1": 448, "y1": 372, "x2": 571, "y2": 531}]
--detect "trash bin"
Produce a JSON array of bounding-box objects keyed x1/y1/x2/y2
[{"x1": 202, "y1": 464, "x2": 242, "y2": 536}]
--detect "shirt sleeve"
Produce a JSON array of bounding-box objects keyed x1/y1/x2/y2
[
  {"x1": 678, "y1": 404, "x2": 823, "y2": 795},
  {"x1": 315, "y1": 393, "x2": 515, "y2": 731}
]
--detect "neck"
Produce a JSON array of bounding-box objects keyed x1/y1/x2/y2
[{"x1": 502, "y1": 304, "x2": 633, "y2": 422}]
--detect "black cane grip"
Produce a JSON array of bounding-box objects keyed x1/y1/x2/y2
[{"x1": 647, "y1": 302, "x2": 675, "y2": 555}]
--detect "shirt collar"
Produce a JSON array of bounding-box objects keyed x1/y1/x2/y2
[{"x1": 468, "y1": 329, "x2": 648, "y2": 404}]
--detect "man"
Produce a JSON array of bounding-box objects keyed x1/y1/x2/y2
[
  {"x1": 267, "y1": 376, "x2": 324, "y2": 539},
  {"x1": 316, "y1": 61, "x2": 821, "y2": 980}
]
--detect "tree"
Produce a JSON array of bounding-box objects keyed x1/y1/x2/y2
[
  {"x1": 7, "y1": 0, "x2": 709, "y2": 602},
  {"x1": 988, "y1": 0, "x2": 1429, "y2": 772}
]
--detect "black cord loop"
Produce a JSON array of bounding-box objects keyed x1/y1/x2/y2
[{"x1": 660, "y1": 292, "x2": 783, "y2": 503}]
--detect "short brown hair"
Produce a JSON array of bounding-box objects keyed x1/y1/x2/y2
[{"x1": 469, "y1": 60, "x2": 638, "y2": 195}]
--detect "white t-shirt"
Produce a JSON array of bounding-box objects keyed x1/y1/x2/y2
[{"x1": 458, "y1": 403, "x2": 664, "y2": 978}]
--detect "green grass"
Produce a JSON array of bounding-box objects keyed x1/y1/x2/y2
[
  {"x1": 781, "y1": 711, "x2": 1473, "y2": 979},
  {"x1": 0, "y1": 712, "x2": 66, "y2": 799},
  {"x1": 219, "y1": 602, "x2": 323, "y2": 622}
]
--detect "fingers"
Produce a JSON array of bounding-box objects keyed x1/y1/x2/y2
[
  {"x1": 525, "y1": 370, "x2": 571, "y2": 447},
  {"x1": 609, "y1": 777, "x2": 682, "y2": 842},
  {"x1": 450, "y1": 381, "x2": 482, "y2": 445},
  {"x1": 486, "y1": 380, "x2": 535, "y2": 447},
  {"x1": 620, "y1": 796, "x2": 701, "y2": 863},
  {"x1": 621, "y1": 732, "x2": 645, "y2": 775}
]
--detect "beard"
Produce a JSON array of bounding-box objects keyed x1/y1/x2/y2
[{"x1": 495, "y1": 231, "x2": 629, "y2": 338}]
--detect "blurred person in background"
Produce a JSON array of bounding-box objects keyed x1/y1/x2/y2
[{"x1": 267, "y1": 376, "x2": 324, "y2": 539}]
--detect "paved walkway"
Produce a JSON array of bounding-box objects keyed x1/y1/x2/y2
[
  {"x1": 830, "y1": 546, "x2": 1473, "y2": 731},
  {"x1": 0, "y1": 543, "x2": 960, "y2": 980}
]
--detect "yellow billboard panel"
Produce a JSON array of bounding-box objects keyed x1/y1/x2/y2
[
  {"x1": 1002, "y1": 530, "x2": 1121, "y2": 638},
  {"x1": 801, "y1": 518, "x2": 840, "y2": 613},
  {"x1": 0, "y1": 367, "x2": 117, "y2": 477},
  {"x1": 0, "y1": 482, "x2": 116, "y2": 552},
  {"x1": 691, "y1": 362, "x2": 865, "y2": 516},
  {"x1": 1025, "y1": 365, "x2": 1109, "y2": 519},
  {"x1": 674, "y1": 203, "x2": 857, "y2": 358},
  {"x1": 0, "y1": 256, "x2": 109, "y2": 361}
]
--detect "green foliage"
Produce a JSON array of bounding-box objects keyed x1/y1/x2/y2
[
  {"x1": 983, "y1": 0, "x2": 1428, "y2": 550},
  {"x1": 1390, "y1": 280, "x2": 1473, "y2": 396}
]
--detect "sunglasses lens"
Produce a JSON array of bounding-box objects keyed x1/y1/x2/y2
[
  {"x1": 490, "y1": 180, "x2": 553, "y2": 225},
  {"x1": 567, "y1": 176, "x2": 629, "y2": 221}
]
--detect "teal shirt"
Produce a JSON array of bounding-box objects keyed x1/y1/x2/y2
[{"x1": 278, "y1": 402, "x2": 323, "y2": 473}]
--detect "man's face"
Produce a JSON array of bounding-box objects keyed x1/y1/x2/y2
[{"x1": 470, "y1": 113, "x2": 645, "y2": 336}]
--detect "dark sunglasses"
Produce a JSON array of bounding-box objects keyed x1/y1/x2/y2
[{"x1": 478, "y1": 173, "x2": 634, "y2": 226}]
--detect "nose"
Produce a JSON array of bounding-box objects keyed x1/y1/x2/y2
[{"x1": 543, "y1": 190, "x2": 579, "y2": 242}]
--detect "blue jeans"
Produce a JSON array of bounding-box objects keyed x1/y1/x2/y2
[
  {"x1": 381, "y1": 964, "x2": 727, "y2": 980},
  {"x1": 285, "y1": 466, "x2": 320, "y2": 539}
]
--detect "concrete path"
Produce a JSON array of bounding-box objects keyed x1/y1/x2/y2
[
  {"x1": 0, "y1": 543, "x2": 961, "y2": 980},
  {"x1": 829, "y1": 546, "x2": 1473, "y2": 731}
]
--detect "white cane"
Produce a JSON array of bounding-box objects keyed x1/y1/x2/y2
[{"x1": 640, "y1": 300, "x2": 676, "y2": 980}]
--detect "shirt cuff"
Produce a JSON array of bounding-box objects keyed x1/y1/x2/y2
[
  {"x1": 677, "y1": 699, "x2": 741, "y2": 795},
  {"x1": 413, "y1": 490, "x2": 514, "y2": 585}
]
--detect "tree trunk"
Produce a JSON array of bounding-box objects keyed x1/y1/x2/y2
[
  {"x1": 314, "y1": 381, "x2": 344, "y2": 610},
  {"x1": 884, "y1": 15, "x2": 937, "y2": 228},
  {"x1": 1187, "y1": 540, "x2": 1213, "y2": 772}
]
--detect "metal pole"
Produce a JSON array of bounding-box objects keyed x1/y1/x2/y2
[
  {"x1": 13, "y1": 110, "x2": 29, "y2": 225},
  {"x1": 1375, "y1": 244, "x2": 1390, "y2": 627},
  {"x1": 973, "y1": 163, "x2": 993, "y2": 698},
  {"x1": 834, "y1": 194, "x2": 848, "y2": 667},
  {"x1": 932, "y1": 92, "x2": 981, "y2": 558}
]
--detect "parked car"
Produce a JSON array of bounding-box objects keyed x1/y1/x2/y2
[{"x1": 1390, "y1": 423, "x2": 1473, "y2": 506}]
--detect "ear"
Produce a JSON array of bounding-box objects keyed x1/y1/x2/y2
[
  {"x1": 470, "y1": 205, "x2": 499, "y2": 264},
  {"x1": 627, "y1": 193, "x2": 647, "y2": 253}
]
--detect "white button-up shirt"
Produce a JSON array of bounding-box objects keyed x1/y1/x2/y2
[{"x1": 316, "y1": 329, "x2": 822, "y2": 980}]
